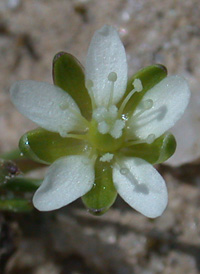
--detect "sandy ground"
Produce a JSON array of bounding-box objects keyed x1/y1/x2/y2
[{"x1": 1, "y1": 0, "x2": 200, "y2": 273}]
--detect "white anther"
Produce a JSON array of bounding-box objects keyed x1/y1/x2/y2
[
  {"x1": 59, "y1": 126, "x2": 68, "y2": 138},
  {"x1": 100, "y1": 153, "x2": 114, "y2": 162},
  {"x1": 146, "y1": 134, "x2": 156, "y2": 144},
  {"x1": 133, "y1": 78, "x2": 143, "y2": 92},
  {"x1": 143, "y1": 99, "x2": 154, "y2": 110},
  {"x1": 85, "y1": 79, "x2": 94, "y2": 89},
  {"x1": 93, "y1": 105, "x2": 124, "y2": 139},
  {"x1": 93, "y1": 107, "x2": 107, "y2": 122},
  {"x1": 118, "y1": 79, "x2": 143, "y2": 116},
  {"x1": 98, "y1": 121, "x2": 110, "y2": 134},
  {"x1": 110, "y1": 119, "x2": 125, "y2": 139},
  {"x1": 85, "y1": 79, "x2": 96, "y2": 110},
  {"x1": 108, "y1": 105, "x2": 118, "y2": 119},
  {"x1": 108, "y1": 72, "x2": 117, "y2": 82}
]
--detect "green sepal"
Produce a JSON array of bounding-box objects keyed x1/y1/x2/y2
[
  {"x1": 82, "y1": 157, "x2": 117, "y2": 216},
  {"x1": 121, "y1": 133, "x2": 176, "y2": 164},
  {"x1": 19, "y1": 128, "x2": 89, "y2": 165},
  {"x1": 118, "y1": 64, "x2": 167, "y2": 117},
  {"x1": 53, "y1": 52, "x2": 92, "y2": 119},
  {"x1": 0, "y1": 198, "x2": 33, "y2": 212}
]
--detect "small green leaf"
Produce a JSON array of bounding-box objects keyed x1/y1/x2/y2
[
  {"x1": 19, "y1": 128, "x2": 90, "y2": 164},
  {"x1": 53, "y1": 52, "x2": 92, "y2": 119},
  {"x1": 118, "y1": 64, "x2": 167, "y2": 117},
  {"x1": 121, "y1": 133, "x2": 176, "y2": 164},
  {"x1": 0, "y1": 198, "x2": 33, "y2": 212},
  {"x1": 82, "y1": 157, "x2": 117, "y2": 215}
]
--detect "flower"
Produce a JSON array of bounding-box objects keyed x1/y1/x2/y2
[{"x1": 10, "y1": 25, "x2": 190, "y2": 218}]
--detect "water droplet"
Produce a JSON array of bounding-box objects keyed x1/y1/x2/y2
[
  {"x1": 120, "y1": 168, "x2": 128, "y2": 175},
  {"x1": 143, "y1": 99, "x2": 153, "y2": 110}
]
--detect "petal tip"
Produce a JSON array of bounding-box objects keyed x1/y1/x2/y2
[{"x1": 98, "y1": 25, "x2": 117, "y2": 36}]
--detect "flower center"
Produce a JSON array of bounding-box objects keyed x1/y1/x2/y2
[
  {"x1": 86, "y1": 71, "x2": 126, "y2": 153},
  {"x1": 92, "y1": 105, "x2": 125, "y2": 139},
  {"x1": 88, "y1": 120, "x2": 124, "y2": 152}
]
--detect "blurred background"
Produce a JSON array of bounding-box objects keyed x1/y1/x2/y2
[{"x1": 1, "y1": 0, "x2": 200, "y2": 273}]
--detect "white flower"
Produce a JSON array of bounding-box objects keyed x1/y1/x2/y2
[{"x1": 10, "y1": 25, "x2": 190, "y2": 218}]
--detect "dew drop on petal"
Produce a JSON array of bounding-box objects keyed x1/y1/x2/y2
[
  {"x1": 143, "y1": 99, "x2": 154, "y2": 110},
  {"x1": 120, "y1": 168, "x2": 129, "y2": 175}
]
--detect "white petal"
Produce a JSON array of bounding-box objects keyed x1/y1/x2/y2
[
  {"x1": 85, "y1": 25, "x2": 127, "y2": 107},
  {"x1": 10, "y1": 80, "x2": 87, "y2": 135},
  {"x1": 113, "y1": 157, "x2": 168, "y2": 218},
  {"x1": 129, "y1": 76, "x2": 190, "y2": 140},
  {"x1": 33, "y1": 155, "x2": 95, "y2": 211},
  {"x1": 167, "y1": 89, "x2": 200, "y2": 166}
]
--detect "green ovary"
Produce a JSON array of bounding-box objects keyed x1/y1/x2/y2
[{"x1": 88, "y1": 120, "x2": 124, "y2": 153}]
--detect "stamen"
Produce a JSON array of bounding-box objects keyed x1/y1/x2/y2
[
  {"x1": 124, "y1": 134, "x2": 155, "y2": 147},
  {"x1": 85, "y1": 79, "x2": 96, "y2": 110},
  {"x1": 58, "y1": 130, "x2": 87, "y2": 140},
  {"x1": 110, "y1": 119, "x2": 125, "y2": 139},
  {"x1": 133, "y1": 79, "x2": 143, "y2": 92},
  {"x1": 92, "y1": 107, "x2": 107, "y2": 122},
  {"x1": 118, "y1": 78, "x2": 143, "y2": 117},
  {"x1": 116, "y1": 161, "x2": 138, "y2": 188},
  {"x1": 108, "y1": 105, "x2": 118, "y2": 120},
  {"x1": 59, "y1": 101, "x2": 89, "y2": 128},
  {"x1": 129, "y1": 99, "x2": 154, "y2": 123},
  {"x1": 108, "y1": 72, "x2": 117, "y2": 82},
  {"x1": 98, "y1": 121, "x2": 110, "y2": 134},
  {"x1": 85, "y1": 79, "x2": 94, "y2": 89},
  {"x1": 146, "y1": 134, "x2": 156, "y2": 144},
  {"x1": 124, "y1": 139, "x2": 147, "y2": 147},
  {"x1": 107, "y1": 72, "x2": 117, "y2": 107},
  {"x1": 117, "y1": 160, "x2": 149, "y2": 194}
]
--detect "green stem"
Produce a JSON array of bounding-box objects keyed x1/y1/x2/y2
[
  {"x1": 0, "y1": 198, "x2": 33, "y2": 212},
  {"x1": 1, "y1": 148, "x2": 46, "y2": 173},
  {"x1": 3, "y1": 177, "x2": 42, "y2": 192},
  {"x1": 0, "y1": 148, "x2": 22, "y2": 160}
]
